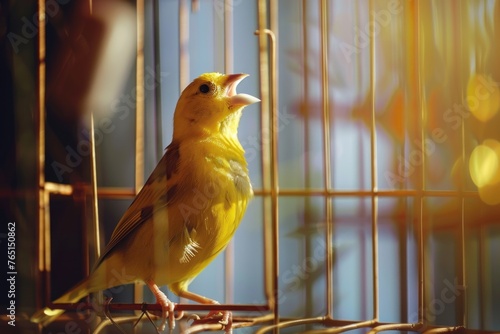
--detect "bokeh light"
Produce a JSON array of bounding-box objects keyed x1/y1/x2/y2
[
  {"x1": 470, "y1": 139, "x2": 500, "y2": 205},
  {"x1": 469, "y1": 144, "x2": 498, "y2": 188},
  {"x1": 482, "y1": 139, "x2": 500, "y2": 185},
  {"x1": 478, "y1": 182, "x2": 500, "y2": 206},
  {"x1": 466, "y1": 73, "x2": 500, "y2": 122}
]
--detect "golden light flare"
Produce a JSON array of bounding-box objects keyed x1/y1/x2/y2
[
  {"x1": 469, "y1": 139, "x2": 500, "y2": 205},
  {"x1": 482, "y1": 139, "x2": 500, "y2": 185},
  {"x1": 465, "y1": 73, "x2": 500, "y2": 122},
  {"x1": 478, "y1": 182, "x2": 500, "y2": 206},
  {"x1": 469, "y1": 145, "x2": 498, "y2": 188}
]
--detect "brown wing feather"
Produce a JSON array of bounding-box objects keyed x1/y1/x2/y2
[{"x1": 93, "y1": 142, "x2": 181, "y2": 270}]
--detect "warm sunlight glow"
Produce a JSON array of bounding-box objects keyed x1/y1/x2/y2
[
  {"x1": 469, "y1": 144, "x2": 498, "y2": 188},
  {"x1": 466, "y1": 74, "x2": 500, "y2": 122},
  {"x1": 474, "y1": 139, "x2": 500, "y2": 205},
  {"x1": 478, "y1": 182, "x2": 500, "y2": 206}
]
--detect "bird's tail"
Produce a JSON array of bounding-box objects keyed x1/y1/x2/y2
[{"x1": 31, "y1": 278, "x2": 91, "y2": 327}]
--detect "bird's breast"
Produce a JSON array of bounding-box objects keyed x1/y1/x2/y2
[{"x1": 206, "y1": 155, "x2": 253, "y2": 201}]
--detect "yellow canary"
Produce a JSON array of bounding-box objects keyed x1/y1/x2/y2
[{"x1": 31, "y1": 72, "x2": 259, "y2": 331}]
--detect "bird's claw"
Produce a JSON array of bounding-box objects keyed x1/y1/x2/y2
[
  {"x1": 204, "y1": 310, "x2": 232, "y2": 333},
  {"x1": 146, "y1": 281, "x2": 177, "y2": 332},
  {"x1": 221, "y1": 311, "x2": 233, "y2": 333},
  {"x1": 220, "y1": 310, "x2": 231, "y2": 326},
  {"x1": 163, "y1": 301, "x2": 176, "y2": 332},
  {"x1": 150, "y1": 300, "x2": 175, "y2": 332},
  {"x1": 185, "y1": 313, "x2": 201, "y2": 321}
]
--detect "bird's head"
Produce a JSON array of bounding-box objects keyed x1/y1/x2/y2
[{"x1": 173, "y1": 72, "x2": 260, "y2": 140}]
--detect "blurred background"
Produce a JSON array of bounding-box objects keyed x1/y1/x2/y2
[{"x1": 1, "y1": 0, "x2": 500, "y2": 333}]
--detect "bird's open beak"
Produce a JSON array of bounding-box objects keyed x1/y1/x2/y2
[{"x1": 225, "y1": 73, "x2": 260, "y2": 108}]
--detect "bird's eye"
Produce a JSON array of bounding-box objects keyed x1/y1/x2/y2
[{"x1": 199, "y1": 84, "x2": 210, "y2": 94}]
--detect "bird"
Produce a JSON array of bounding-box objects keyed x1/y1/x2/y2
[{"x1": 31, "y1": 72, "x2": 260, "y2": 332}]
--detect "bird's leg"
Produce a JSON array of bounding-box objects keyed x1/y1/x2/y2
[
  {"x1": 177, "y1": 290, "x2": 232, "y2": 333},
  {"x1": 146, "y1": 280, "x2": 175, "y2": 331}
]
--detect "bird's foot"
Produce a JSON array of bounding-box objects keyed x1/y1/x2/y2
[
  {"x1": 204, "y1": 309, "x2": 233, "y2": 333},
  {"x1": 146, "y1": 280, "x2": 176, "y2": 331},
  {"x1": 157, "y1": 299, "x2": 175, "y2": 332},
  {"x1": 173, "y1": 287, "x2": 233, "y2": 333}
]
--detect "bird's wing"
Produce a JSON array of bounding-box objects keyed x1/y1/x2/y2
[{"x1": 93, "y1": 142, "x2": 181, "y2": 270}]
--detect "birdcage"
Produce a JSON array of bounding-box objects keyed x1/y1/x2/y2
[{"x1": 1, "y1": 0, "x2": 500, "y2": 334}]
